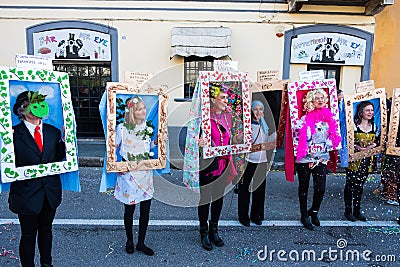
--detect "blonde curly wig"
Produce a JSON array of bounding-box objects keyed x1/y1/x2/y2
[{"x1": 302, "y1": 89, "x2": 328, "y2": 113}]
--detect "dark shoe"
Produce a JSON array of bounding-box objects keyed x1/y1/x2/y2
[
  {"x1": 200, "y1": 227, "x2": 212, "y2": 251},
  {"x1": 209, "y1": 221, "x2": 224, "y2": 247},
  {"x1": 353, "y1": 212, "x2": 367, "y2": 222},
  {"x1": 250, "y1": 218, "x2": 263, "y2": 226},
  {"x1": 41, "y1": 263, "x2": 53, "y2": 267},
  {"x1": 125, "y1": 239, "x2": 134, "y2": 254},
  {"x1": 239, "y1": 218, "x2": 250, "y2": 227},
  {"x1": 136, "y1": 243, "x2": 154, "y2": 256},
  {"x1": 300, "y1": 216, "x2": 314, "y2": 231},
  {"x1": 344, "y1": 213, "x2": 357, "y2": 222},
  {"x1": 308, "y1": 209, "x2": 320, "y2": 226}
]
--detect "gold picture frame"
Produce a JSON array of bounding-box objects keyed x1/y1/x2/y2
[
  {"x1": 105, "y1": 82, "x2": 168, "y2": 172},
  {"x1": 344, "y1": 88, "x2": 387, "y2": 161},
  {"x1": 386, "y1": 88, "x2": 400, "y2": 156}
]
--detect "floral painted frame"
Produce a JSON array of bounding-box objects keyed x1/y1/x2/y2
[
  {"x1": 199, "y1": 71, "x2": 251, "y2": 159},
  {"x1": 344, "y1": 88, "x2": 387, "y2": 161},
  {"x1": 105, "y1": 82, "x2": 168, "y2": 172},
  {"x1": 0, "y1": 66, "x2": 78, "y2": 182},
  {"x1": 387, "y1": 88, "x2": 400, "y2": 156},
  {"x1": 287, "y1": 79, "x2": 340, "y2": 157}
]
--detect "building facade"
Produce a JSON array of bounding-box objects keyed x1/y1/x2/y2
[
  {"x1": 0, "y1": 0, "x2": 393, "y2": 139},
  {"x1": 371, "y1": 0, "x2": 400, "y2": 96}
]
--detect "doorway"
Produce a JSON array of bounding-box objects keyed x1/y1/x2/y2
[{"x1": 53, "y1": 62, "x2": 111, "y2": 137}]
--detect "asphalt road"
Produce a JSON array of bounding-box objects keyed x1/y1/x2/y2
[{"x1": 1, "y1": 168, "x2": 399, "y2": 267}]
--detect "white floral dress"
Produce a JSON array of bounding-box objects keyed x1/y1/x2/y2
[{"x1": 114, "y1": 122, "x2": 154, "y2": 205}]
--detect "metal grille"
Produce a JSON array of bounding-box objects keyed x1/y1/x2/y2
[
  {"x1": 53, "y1": 63, "x2": 111, "y2": 137},
  {"x1": 184, "y1": 56, "x2": 214, "y2": 98}
]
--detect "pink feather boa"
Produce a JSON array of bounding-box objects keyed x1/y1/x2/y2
[{"x1": 296, "y1": 107, "x2": 341, "y2": 161}]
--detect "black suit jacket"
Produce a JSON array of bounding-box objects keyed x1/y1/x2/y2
[{"x1": 8, "y1": 122, "x2": 66, "y2": 215}]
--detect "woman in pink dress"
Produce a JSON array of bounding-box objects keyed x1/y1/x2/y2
[{"x1": 197, "y1": 85, "x2": 238, "y2": 250}]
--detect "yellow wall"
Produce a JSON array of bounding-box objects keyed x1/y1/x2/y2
[{"x1": 371, "y1": 1, "x2": 400, "y2": 96}]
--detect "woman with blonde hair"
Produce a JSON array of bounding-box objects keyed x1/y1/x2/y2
[
  {"x1": 114, "y1": 96, "x2": 157, "y2": 256},
  {"x1": 296, "y1": 89, "x2": 341, "y2": 230}
]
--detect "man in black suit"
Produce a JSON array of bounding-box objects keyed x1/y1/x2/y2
[{"x1": 9, "y1": 91, "x2": 65, "y2": 267}]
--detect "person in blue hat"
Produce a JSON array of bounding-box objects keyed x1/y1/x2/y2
[{"x1": 237, "y1": 100, "x2": 275, "y2": 226}]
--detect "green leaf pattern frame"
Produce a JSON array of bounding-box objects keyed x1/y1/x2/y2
[{"x1": 0, "y1": 66, "x2": 78, "y2": 182}]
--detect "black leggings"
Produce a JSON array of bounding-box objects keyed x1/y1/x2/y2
[
  {"x1": 198, "y1": 172, "x2": 226, "y2": 228},
  {"x1": 124, "y1": 199, "x2": 151, "y2": 244},
  {"x1": 238, "y1": 162, "x2": 267, "y2": 222},
  {"x1": 296, "y1": 163, "x2": 327, "y2": 217},
  {"x1": 18, "y1": 197, "x2": 56, "y2": 267},
  {"x1": 344, "y1": 158, "x2": 371, "y2": 214}
]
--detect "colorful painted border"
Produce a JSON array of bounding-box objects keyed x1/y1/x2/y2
[
  {"x1": 199, "y1": 71, "x2": 251, "y2": 159},
  {"x1": 0, "y1": 66, "x2": 78, "y2": 182},
  {"x1": 105, "y1": 82, "x2": 168, "y2": 172}
]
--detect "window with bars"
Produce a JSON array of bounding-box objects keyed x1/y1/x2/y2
[
  {"x1": 53, "y1": 62, "x2": 111, "y2": 137},
  {"x1": 184, "y1": 56, "x2": 215, "y2": 99}
]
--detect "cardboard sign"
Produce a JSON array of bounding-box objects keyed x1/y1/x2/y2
[
  {"x1": 250, "y1": 80, "x2": 288, "y2": 92},
  {"x1": 257, "y1": 70, "x2": 279, "y2": 82},
  {"x1": 124, "y1": 72, "x2": 153, "y2": 89},
  {"x1": 214, "y1": 60, "x2": 238, "y2": 72},
  {"x1": 15, "y1": 54, "x2": 53, "y2": 70},
  {"x1": 299, "y1": 70, "x2": 325, "y2": 81},
  {"x1": 355, "y1": 80, "x2": 375, "y2": 93}
]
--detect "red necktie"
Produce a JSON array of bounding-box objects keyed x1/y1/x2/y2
[{"x1": 34, "y1": 125, "x2": 43, "y2": 152}]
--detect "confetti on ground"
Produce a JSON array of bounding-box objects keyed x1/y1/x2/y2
[
  {"x1": 236, "y1": 247, "x2": 258, "y2": 263},
  {"x1": 0, "y1": 247, "x2": 17, "y2": 259},
  {"x1": 368, "y1": 227, "x2": 400, "y2": 235},
  {"x1": 2, "y1": 222, "x2": 14, "y2": 231},
  {"x1": 105, "y1": 242, "x2": 115, "y2": 258},
  {"x1": 102, "y1": 189, "x2": 115, "y2": 196}
]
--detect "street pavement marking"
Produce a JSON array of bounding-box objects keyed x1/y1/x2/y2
[{"x1": 0, "y1": 219, "x2": 398, "y2": 227}]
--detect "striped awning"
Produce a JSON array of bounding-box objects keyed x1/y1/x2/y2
[{"x1": 170, "y1": 27, "x2": 231, "y2": 58}]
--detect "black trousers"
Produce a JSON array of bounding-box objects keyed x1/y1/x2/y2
[
  {"x1": 238, "y1": 162, "x2": 267, "y2": 222},
  {"x1": 18, "y1": 197, "x2": 56, "y2": 267},
  {"x1": 198, "y1": 172, "x2": 226, "y2": 228},
  {"x1": 296, "y1": 163, "x2": 327, "y2": 217},
  {"x1": 124, "y1": 199, "x2": 152, "y2": 244},
  {"x1": 344, "y1": 157, "x2": 371, "y2": 214}
]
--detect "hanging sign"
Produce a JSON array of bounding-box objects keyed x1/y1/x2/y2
[
  {"x1": 214, "y1": 60, "x2": 238, "y2": 72},
  {"x1": 33, "y1": 29, "x2": 111, "y2": 61},
  {"x1": 257, "y1": 70, "x2": 279, "y2": 82},
  {"x1": 290, "y1": 32, "x2": 366, "y2": 66},
  {"x1": 15, "y1": 54, "x2": 53, "y2": 70},
  {"x1": 299, "y1": 70, "x2": 325, "y2": 81}
]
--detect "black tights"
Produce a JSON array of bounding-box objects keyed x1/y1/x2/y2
[
  {"x1": 296, "y1": 163, "x2": 327, "y2": 217},
  {"x1": 198, "y1": 173, "x2": 226, "y2": 228},
  {"x1": 238, "y1": 162, "x2": 267, "y2": 222},
  {"x1": 344, "y1": 158, "x2": 371, "y2": 214},
  {"x1": 124, "y1": 199, "x2": 151, "y2": 244},
  {"x1": 18, "y1": 197, "x2": 56, "y2": 267}
]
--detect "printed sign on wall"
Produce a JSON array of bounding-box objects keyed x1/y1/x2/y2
[
  {"x1": 290, "y1": 33, "x2": 366, "y2": 66},
  {"x1": 33, "y1": 29, "x2": 111, "y2": 61}
]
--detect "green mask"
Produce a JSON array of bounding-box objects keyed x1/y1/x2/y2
[
  {"x1": 28, "y1": 101, "x2": 49, "y2": 118},
  {"x1": 23, "y1": 91, "x2": 49, "y2": 118}
]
